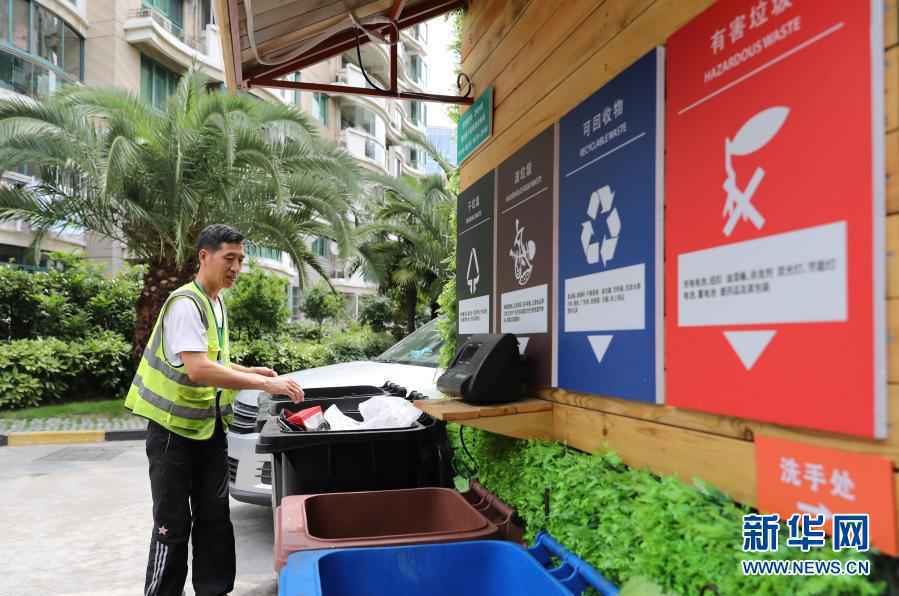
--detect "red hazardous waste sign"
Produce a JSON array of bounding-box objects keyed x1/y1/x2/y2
[{"x1": 665, "y1": 0, "x2": 886, "y2": 437}]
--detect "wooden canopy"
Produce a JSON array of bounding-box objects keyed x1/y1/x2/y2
[{"x1": 214, "y1": 0, "x2": 469, "y2": 103}]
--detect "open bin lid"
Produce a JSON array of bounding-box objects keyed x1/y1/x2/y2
[{"x1": 256, "y1": 408, "x2": 432, "y2": 454}]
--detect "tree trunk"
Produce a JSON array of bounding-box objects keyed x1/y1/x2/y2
[
  {"x1": 132, "y1": 259, "x2": 197, "y2": 363},
  {"x1": 404, "y1": 284, "x2": 417, "y2": 336}
]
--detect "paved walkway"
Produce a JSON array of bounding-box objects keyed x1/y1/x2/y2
[
  {"x1": 0, "y1": 440, "x2": 277, "y2": 596},
  {"x1": 0, "y1": 415, "x2": 147, "y2": 434}
]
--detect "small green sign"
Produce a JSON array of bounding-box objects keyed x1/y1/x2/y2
[{"x1": 457, "y1": 86, "x2": 493, "y2": 164}]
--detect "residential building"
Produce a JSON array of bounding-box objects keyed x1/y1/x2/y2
[
  {"x1": 424, "y1": 125, "x2": 457, "y2": 175},
  {"x1": 0, "y1": 1, "x2": 447, "y2": 319}
]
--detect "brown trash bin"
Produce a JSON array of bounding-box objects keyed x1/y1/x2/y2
[
  {"x1": 462, "y1": 480, "x2": 525, "y2": 544},
  {"x1": 274, "y1": 487, "x2": 501, "y2": 570}
]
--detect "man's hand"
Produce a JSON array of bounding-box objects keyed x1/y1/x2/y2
[
  {"x1": 251, "y1": 366, "x2": 277, "y2": 378},
  {"x1": 263, "y1": 375, "x2": 305, "y2": 404}
]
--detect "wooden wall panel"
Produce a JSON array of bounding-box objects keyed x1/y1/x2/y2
[
  {"x1": 888, "y1": 0, "x2": 898, "y2": 49},
  {"x1": 461, "y1": 0, "x2": 715, "y2": 189},
  {"x1": 553, "y1": 403, "x2": 757, "y2": 504},
  {"x1": 460, "y1": 0, "x2": 899, "y2": 535}
]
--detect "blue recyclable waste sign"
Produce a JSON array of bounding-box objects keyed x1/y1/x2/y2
[{"x1": 556, "y1": 48, "x2": 664, "y2": 403}]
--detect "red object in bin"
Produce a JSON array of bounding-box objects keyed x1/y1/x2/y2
[
  {"x1": 287, "y1": 405, "x2": 323, "y2": 429},
  {"x1": 274, "y1": 488, "x2": 502, "y2": 571}
]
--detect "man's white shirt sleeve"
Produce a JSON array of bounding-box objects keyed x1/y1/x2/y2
[{"x1": 163, "y1": 298, "x2": 209, "y2": 367}]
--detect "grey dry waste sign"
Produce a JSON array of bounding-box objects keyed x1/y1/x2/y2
[
  {"x1": 457, "y1": 86, "x2": 493, "y2": 163},
  {"x1": 456, "y1": 170, "x2": 495, "y2": 342}
]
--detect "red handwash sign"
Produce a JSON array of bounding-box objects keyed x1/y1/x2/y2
[
  {"x1": 755, "y1": 435, "x2": 897, "y2": 555},
  {"x1": 665, "y1": 0, "x2": 886, "y2": 437}
]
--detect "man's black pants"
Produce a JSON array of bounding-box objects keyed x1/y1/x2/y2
[{"x1": 143, "y1": 418, "x2": 236, "y2": 596}]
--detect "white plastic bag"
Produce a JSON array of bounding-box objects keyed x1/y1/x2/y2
[
  {"x1": 358, "y1": 396, "x2": 422, "y2": 430},
  {"x1": 323, "y1": 404, "x2": 362, "y2": 431}
]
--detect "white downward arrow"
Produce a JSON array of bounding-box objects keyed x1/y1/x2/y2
[
  {"x1": 587, "y1": 335, "x2": 613, "y2": 364},
  {"x1": 796, "y1": 501, "x2": 832, "y2": 520},
  {"x1": 723, "y1": 330, "x2": 776, "y2": 370},
  {"x1": 517, "y1": 337, "x2": 530, "y2": 354}
]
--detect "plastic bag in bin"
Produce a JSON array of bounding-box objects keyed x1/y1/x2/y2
[
  {"x1": 358, "y1": 396, "x2": 422, "y2": 429},
  {"x1": 323, "y1": 405, "x2": 363, "y2": 431}
]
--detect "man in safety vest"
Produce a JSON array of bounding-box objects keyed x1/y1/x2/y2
[{"x1": 125, "y1": 224, "x2": 304, "y2": 596}]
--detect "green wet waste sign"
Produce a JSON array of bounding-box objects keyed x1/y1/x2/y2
[{"x1": 457, "y1": 86, "x2": 493, "y2": 163}]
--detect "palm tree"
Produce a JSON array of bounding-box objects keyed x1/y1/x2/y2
[
  {"x1": 0, "y1": 68, "x2": 361, "y2": 359},
  {"x1": 355, "y1": 131, "x2": 456, "y2": 334}
]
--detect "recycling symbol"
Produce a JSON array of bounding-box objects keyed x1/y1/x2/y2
[{"x1": 581, "y1": 185, "x2": 621, "y2": 266}]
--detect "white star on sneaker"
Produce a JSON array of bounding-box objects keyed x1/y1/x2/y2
[{"x1": 158, "y1": 525, "x2": 169, "y2": 536}]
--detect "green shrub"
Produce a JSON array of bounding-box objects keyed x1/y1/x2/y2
[
  {"x1": 284, "y1": 319, "x2": 322, "y2": 342},
  {"x1": 0, "y1": 331, "x2": 132, "y2": 410},
  {"x1": 302, "y1": 284, "x2": 345, "y2": 329},
  {"x1": 359, "y1": 294, "x2": 394, "y2": 332},
  {"x1": 230, "y1": 325, "x2": 394, "y2": 374},
  {"x1": 325, "y1": 326, "x2": 394, "y2": 362},
  {"x1": 436, "y1": 208, "x2": 457, "y2": 367},
  {"x1": 0, "y1": 256, "x2": 140, "y2": 342},
  {"x1": 230, "y1": 335, "x2": 330, "y2": 374},
  {"x1": 86, "y1": 268, "x2": 141, "y2": 340},
  {"x1": 450, "y1": 428, "x2": 882, "y2": 595},
  {"x1": 225, "y1": 263, "x2": 290, "y2": 339}
]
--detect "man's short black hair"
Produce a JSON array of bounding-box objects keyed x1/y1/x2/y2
[{"x1": 197, "y1": 224, "x2": 244, "y2": 253}]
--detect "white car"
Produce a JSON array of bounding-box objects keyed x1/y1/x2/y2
[{"x1": 226, "y1": 318, "x2": 447, "y2": 505}]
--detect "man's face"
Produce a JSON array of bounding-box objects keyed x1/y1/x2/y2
[{"x1": 199, "y1": 242, "x2": 245, "y2": 289}]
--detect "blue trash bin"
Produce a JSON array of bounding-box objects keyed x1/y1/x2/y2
[{"x1": 279, "y1": 532, "x2": 618, "y2": 596}]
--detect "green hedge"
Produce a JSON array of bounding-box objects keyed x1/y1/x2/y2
[
  {"x1": 451, "y1": 427, "x2": 883, "y2": 595},
  {"x1": 0, "y1": 332, "x2": 133, "y2": 410},
  {"x1": 0, "y1": 324, "x2": 393, "y2": 411},
  {"x1": 231, "y1": 326, "x2": 394, "y2": 374},
  {"x1": 0, "y1": 256, "x2": 141, "y2": 342}
]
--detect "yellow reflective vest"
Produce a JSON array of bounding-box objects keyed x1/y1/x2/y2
[{"x1": 125, "y1": 281, "x2": 235, "y2": 439}]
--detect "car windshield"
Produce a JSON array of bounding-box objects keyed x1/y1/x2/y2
[{"x1": 373, "y1": 319, "x2": 444, "y2": 368}]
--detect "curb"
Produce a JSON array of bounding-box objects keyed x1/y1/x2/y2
[{"x1": 0, "y1": 428, "x2": 147, "y2": 447}]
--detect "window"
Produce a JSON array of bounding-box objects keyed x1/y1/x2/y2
[
  {"x1": 141, "y1": 54, "x2": 180, "y2": 109},
  {"x1": 33, "y1": 5, "x2": 62, "y2": 67},
  {"x1": 245, "y1": 242, "x2": 283, "y2": 261},
  {"x1": 409, "y1": 148, "x2": 420, "y2": 169},
  {"x1": 0, "y1": 1, "x2": 82, "y2": 99},
  {"x1": 0, "y1": 1, "x2": 8, "y2": 48},
  {"x1": 143, "y1": 0, "x2": 183, "y2": 30},
  {"x1": 409, "y1": 54, "x2": 427, "y2": 85},
  {"x1": 62, "y1": 24, "x2": 80, "y2": 79},
  {"x1": 12, "y1": 0, "x2": 28, "y2": 49},
  {"x1": 314, "y1": 93, "x2": 328, "y2": 124},
  {"x1": 311, "y1": 237, "x2": 327, "y2": 257},
  {"x1": 412, "y1": 23, "x2": 428, "y2": 43},
  {"x1": 291, "y1": 71, "x2": 301, "y2": 106},
  {"x1": 374, "y1": 318, "x2": 444, "y2": 368},
  {"x1": 364, "y1": 137, "x2": 377, "y2": 160},
  {"x1": 409, "y1": 100, "x2": 426, "y2": 126},
  {"x1": 200, "y1": 0, "x2": 214, "y2": 27},
  {"x1": 0, "y1": 50, "x2": 33, "y2": 95},
  {"x1": 359, "y1": 109, "x2": 374, "y2": 135}
]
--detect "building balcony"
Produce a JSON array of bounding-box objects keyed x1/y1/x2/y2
[
  {"x1": 335, "y1": 65, "x2": 407, "y2": 142},
  {"x1": 124, "y1": 8, "x2": 224, "y2": 78},
  {"x1": 400, "y1": 29, "x2": 427, "y2": 55},
  {"x1": 334, "y1": 65, "x2": 389, "y2": 112},
  {"x1": 402, "y1": 158, "x2": 427, "y2": 178},
  {"x1": 344, "y1": 44, "x2": 423, "y2": 94},
  {"x1": 339, "y1": 127, "x2": 388, "y2": 173}
]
